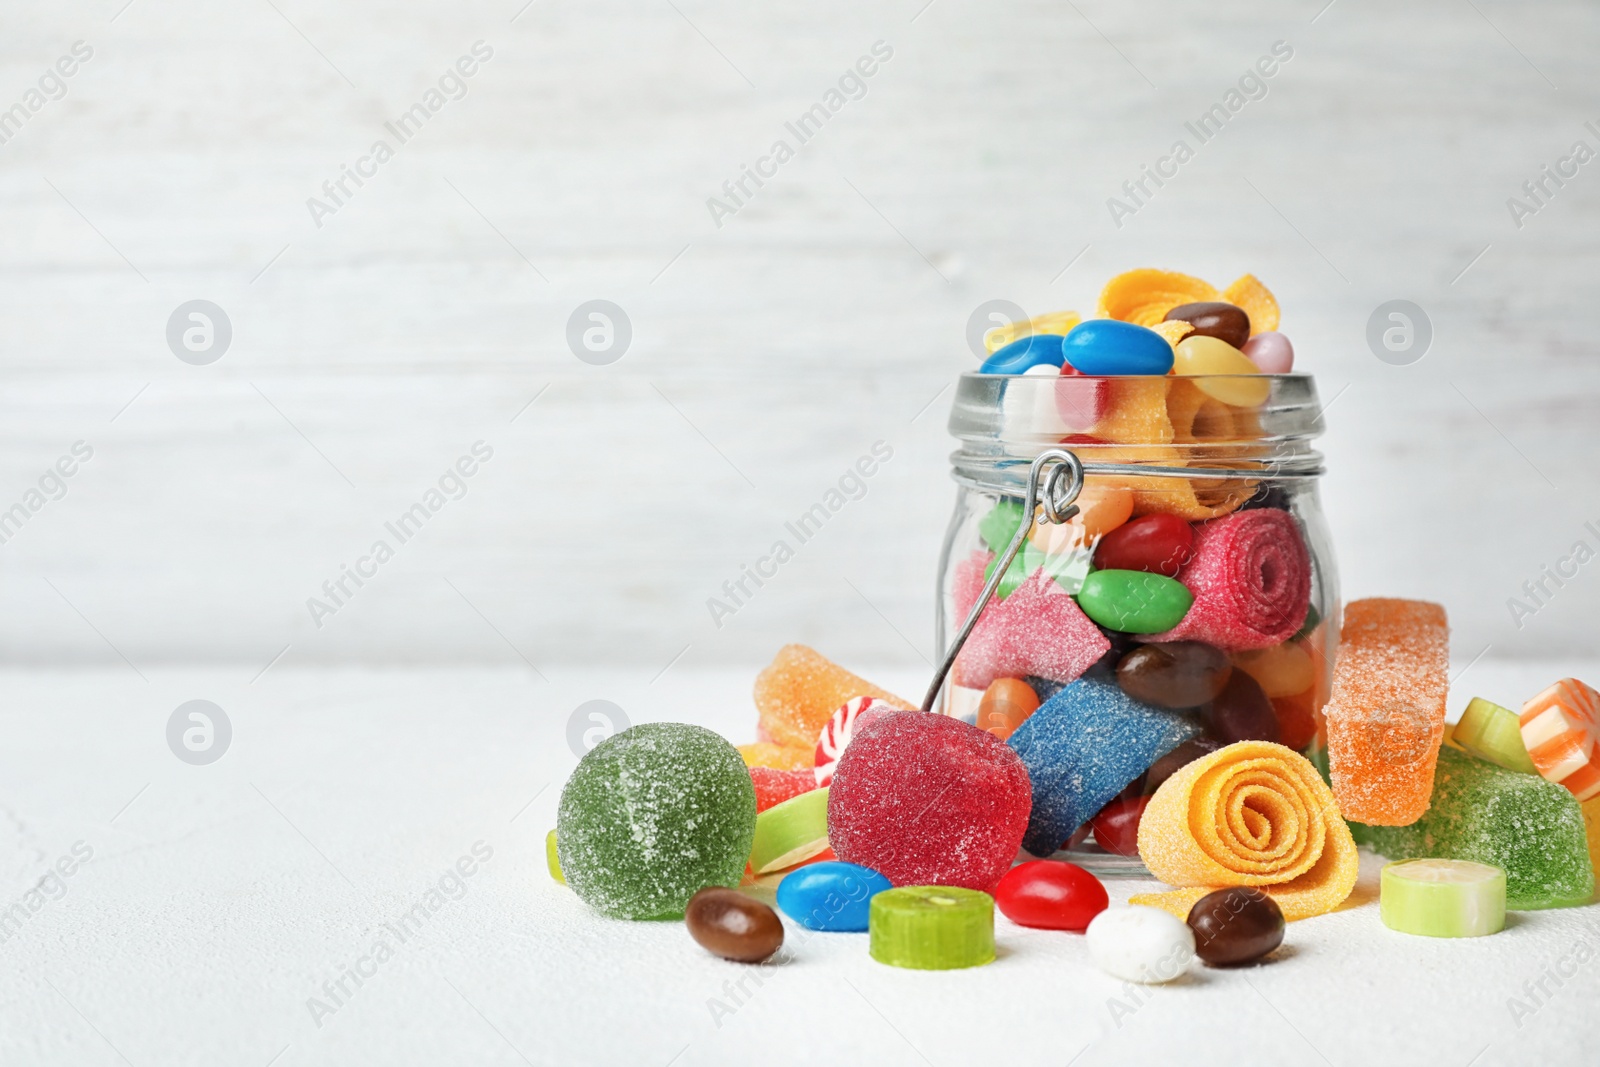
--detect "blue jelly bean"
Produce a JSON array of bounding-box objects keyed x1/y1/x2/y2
[
  {"x1": 1060, "y1": 320, "x2": 1174, "y2": 375},
  {"x1": 1006, "y1": 678, "x2": 1198, "y2": 856},
  {"x1": 979, "y1": 333, "x2": 1067, "y2": 375},
  {"x1": 775, "y1": 860, "x2": 893, "y2": 931}
]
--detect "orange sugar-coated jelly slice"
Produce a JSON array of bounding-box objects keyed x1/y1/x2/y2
[
  {"x1": 1323, "y1": 598, "x2": 1450, "y2": 826},
  {"x1": 753, "y1": 645, "x2": 911, "y2": 750}
]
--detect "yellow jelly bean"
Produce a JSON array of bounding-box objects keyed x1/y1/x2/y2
[
  {"x1": 1173, "y1": 335, "x2": 1270, "y2": 408},
  {"x1": 1232, "y1": 641, "x2": 1315, "y2": 699}
]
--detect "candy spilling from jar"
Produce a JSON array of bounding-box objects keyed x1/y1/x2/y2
[{"x1": 542, "y1": 267, "x2": 1598, "y2": 984}]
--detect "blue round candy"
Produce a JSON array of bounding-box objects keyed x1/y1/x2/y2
[
  {"x1": 1060, "y1": 319, "x2": 1174, "y2": 375},
  {"x1": 979, "y1": 333, "x2": 1067, "y2": 375},
  {"x1": 774, "y1": 861, "x2": 893, "y2": 931}
]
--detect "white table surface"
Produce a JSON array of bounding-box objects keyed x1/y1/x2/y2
[{"x1": 4, "y1": 661, "x2": 1597, "y2": 1066}]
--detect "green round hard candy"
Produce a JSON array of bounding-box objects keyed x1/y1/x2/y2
[
  {"x1": 1076, "y1": 569, "x2": 1193, "y2": 633},
  {"x1": 557, "y1": 723, "x2": 756, "y2": 920}
]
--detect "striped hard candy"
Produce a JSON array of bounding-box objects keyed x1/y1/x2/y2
[{"x1": 814, "y1": 696, "x2": 895, "y2": 787}]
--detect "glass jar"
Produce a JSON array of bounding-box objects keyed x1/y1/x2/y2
[{"x1": 936, "y1": 371, "x2": 1337, "y2": 876}]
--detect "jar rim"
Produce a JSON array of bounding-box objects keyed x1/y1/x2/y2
[{"x1": 947, "y1": 371, "x2": 1326, "y2": 491}]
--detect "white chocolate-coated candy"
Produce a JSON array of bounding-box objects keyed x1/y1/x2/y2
[{"x1": 1085, "y1": 905, "x2": 1195, "y2": 984}]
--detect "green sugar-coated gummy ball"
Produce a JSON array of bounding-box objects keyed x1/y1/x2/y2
[{"x1": 557, "y1": 723, "x2": 756, "y2": 920}]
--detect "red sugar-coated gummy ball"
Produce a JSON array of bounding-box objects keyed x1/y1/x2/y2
[
  {"x1": 827, "y1": 710, "x2": 1031, "y2": 892},
  {"x1": 1089, "y1": 796, "x2": 1150, "y2": 857},
  {"x1": 994, "y1": 860, "x2": 1109, "y2": 931},
  {"x1": 1093, "y1": 513, "x2": 1195, "y2": 577}
]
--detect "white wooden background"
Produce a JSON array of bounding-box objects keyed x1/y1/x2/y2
[{"x1": 1, "y1": 0, "x2": 1598, "y2": 673}]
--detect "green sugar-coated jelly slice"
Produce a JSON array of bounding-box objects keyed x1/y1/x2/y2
[
  {"x1": 1352, "y1": 747, "x2": 1593, "y2": 910},
  {"x1": 870, "y1": 886, "x2": 995, "y2": 970},
  {"x1": 557, "y1": 722, "x2": 755, "y2": 920}
]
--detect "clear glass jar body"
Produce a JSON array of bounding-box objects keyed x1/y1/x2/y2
[{"x1": 937, "y1": 372, "x2": 1338, "y2": 876}]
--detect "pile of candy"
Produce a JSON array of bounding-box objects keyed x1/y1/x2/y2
[{"x1": 548, "y1": 269, "x2": 1600, "y2": 980}]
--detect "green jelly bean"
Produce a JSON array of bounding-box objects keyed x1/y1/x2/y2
[
  {"x1": 1075, "y1": 570, "x2": 1193, "y2": 633},
  {"x1": 978, "y1": 499, "x2": 1025, "y2": 553}
]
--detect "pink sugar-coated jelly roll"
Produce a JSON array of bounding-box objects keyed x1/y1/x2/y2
[{"x1": 1138, "y1": 508, "x2": 1311, "y2": 653}]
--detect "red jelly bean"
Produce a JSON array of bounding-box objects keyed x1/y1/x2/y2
[
  {"x1": 1092, "y1": 513, "x2": 1195, "y2": 577},
  {"x1": 994, "y1": 860, "x2": 1109, "y2": 931},
  {"x1": 1089, "y1": 796, "x2": 1150, "y2": 857}
]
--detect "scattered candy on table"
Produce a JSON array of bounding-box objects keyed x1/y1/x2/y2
[
  {"x1": 737, "y1": 742, "x2": 815, "y2": 771},
  {"x1": 1379, "y1": 859, "x2": 1506, "y2": 939},
  {"x1": 1519, "y1": 677, "x2": 1600, "y2": 801},
  {"x1": 813, "y1": 695, "x2": 893, "y2": 787},
  {"x1": 750, "y1": 787, "x2": 831, "y2": 874},
  {"x1": 869, "y1": 886, "x2": 996, "y2": 970},
  {"x1": 557, "y1": 723, "x2": 756, "y2": 920},
  {"x1": 1085, "y1": 905, "x2": 1195, "y2": 984},
  {"x1": 1133, "y1": 740, "x2": 1359, "y2": 922},
  {"x1": 1350, "y1": 746, "x2": 1595, "y2": 910},
  {"x1": 750, "y1": 765, "x2": 818, "y2": 812},
  {"x1": 546, "y1": 829, "x2": 564, "y2": 884},
  {"x1": 828, "y1": 709, "x2": 1031, "y2": 891},
  {"x1": 775, "y1": 861, "x2": 893, "y2": 932},
  {"x1": 1453, "y1": 696, "x2": 1538, "y2": 775},
  {"x1": 1324, "y1": 598, "x2": 1450, "y2": 826},
  {"x1": 1186, "y1": 887, "x2": 1285, "y2": 965},
  {"x1": 543, "y1": 266, "x2": 1600, "y2": 990},
  {"x1": 993, "y1": 860, "x2": 1109, "y2": 931},
  {"x1": 1007, "y1": 677, "x2": 1199, "y2": 856},
  {"x1": 685, "y1": 887, "x2": 785, "y2": 963},
  {"x1": 753, "y1": 644, "x2": 910, "y2": 750}
]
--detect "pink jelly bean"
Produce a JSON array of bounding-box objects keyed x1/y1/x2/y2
[
  {"x1": 1242, "y1": 332, "x2": 1293, "y2": 373},
  {"x1": 1055, "y1": 364, "x2": 1108, "y2": 433}
]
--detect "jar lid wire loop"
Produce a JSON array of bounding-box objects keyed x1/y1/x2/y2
[{"x1": 920, "y1": 448, "x2": 1085, "y2": 713}]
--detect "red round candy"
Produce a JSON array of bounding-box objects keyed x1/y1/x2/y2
[
  {"x1": 1093, "y1": 513, "x2": 1195, "y2": 577},
  {"x1": 1089, "y1": 796, "x2": 1150, "y2": 857},
  {"x1": 994, "y1": 860, "x2": 1109, "y2": 930},
  {"x1": 827, "y1": 710, "x2": 1031, "y2": 892}
]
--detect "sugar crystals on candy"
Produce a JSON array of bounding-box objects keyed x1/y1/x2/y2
[
  {"x1": 753, "y1": 644, "x2": 909, "y2": 750},
  {"x1": 1324, "y1": 598, "x2": 1449, "y2": 826},
  {"x1": 1351, "y1": 746, "x2": 1594, "y2": 910},
  {"x1": 1006, "y1": 678, "x2": 1198, "y2": 856},
  {"x1": 828, "y1": 710, "x2": 1030, "y2": 892},
  {"x1": 557, "y1": 723, "x2": 756, "y2": 920}
]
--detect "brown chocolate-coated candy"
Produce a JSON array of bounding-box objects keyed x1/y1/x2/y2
[
  {"x1": 1186, "y1": 887, "x2": 1285, "y2": 966},
  {"x1": 1200, "y1": 669, "x2": 1281, "y2": 745},
  {"x1": 1116, "y1": 642, "x2": 1232, "y2": 709},
  {"x1": 1163, "y1": 301, "x2": 1251, "y2": 350},
  {"x1": 685, "y1": 887, "x2": 784, "y2": 963}
]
